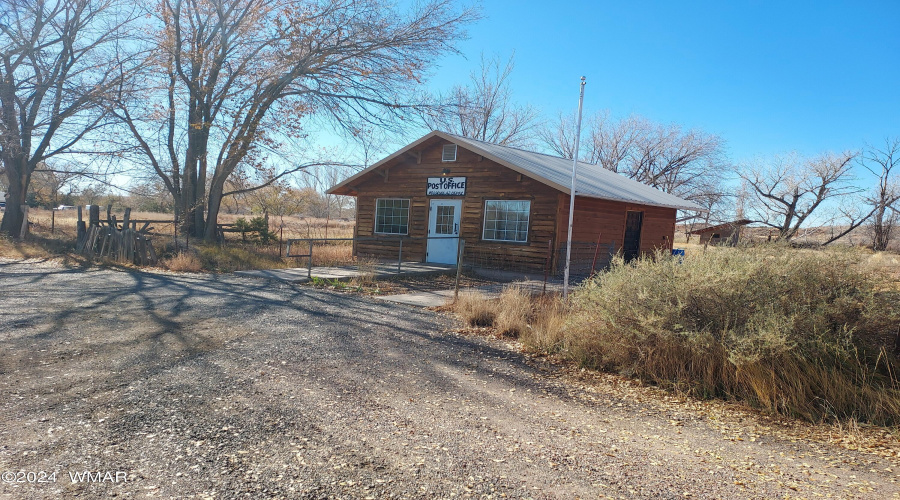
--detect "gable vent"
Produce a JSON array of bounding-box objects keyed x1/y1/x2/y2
[{"x1": 442, "y1": 144, "x2": 457, "y2": 162}]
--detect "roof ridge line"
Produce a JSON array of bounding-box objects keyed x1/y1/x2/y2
[{"x1": 441, "y1": 131, "x2": 601, "y2": 168}]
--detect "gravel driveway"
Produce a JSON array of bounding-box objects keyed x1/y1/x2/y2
[{"x1": 0, "y1": 260, "x2": 897, "y2": 499}]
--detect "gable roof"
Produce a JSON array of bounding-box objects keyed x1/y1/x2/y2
[{"x1": 328, "y1": 130, "x2": 707, "y2": 212}]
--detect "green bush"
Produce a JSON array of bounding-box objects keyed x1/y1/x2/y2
[
  {"x1": 234, "y1": 216, "x2": 277, "y2": 243},
  {"x1": 560, "y1": 247, "x2": 900, "y2": 425}
]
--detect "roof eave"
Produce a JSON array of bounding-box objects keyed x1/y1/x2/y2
[
  {"x1": 574, "y1": 192, "x2": 708, "y2": 212},
  {"x1": 326, "y1": 131, "x2": 446, "y2": 195}
]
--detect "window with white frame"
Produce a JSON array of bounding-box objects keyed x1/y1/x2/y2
[
  {"x1": 442, "y1": 144, "x2": 457, "y2": 162},
  {"x1": 482, "y1": 200, "x2": 530, "y2": 242},
  {"x1": 374, "y1": 198, "x2": 410, "y2": 235}
]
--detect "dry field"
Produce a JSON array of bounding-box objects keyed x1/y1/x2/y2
[
  {"x1": 26, "y1": 209, "x2": 355, "y2": 241},
  {"x1": 3, "y1": 209, "x2": 358, "y2": 272},
  {"x1": 675, "y1": 224, "x2": 900, "y2": 250}
]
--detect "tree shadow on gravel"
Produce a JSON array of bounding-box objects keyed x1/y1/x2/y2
[
  {"x1": 0, "y1": 264, "x2": 651, "y2": 498},
  {"x1": 1, "y1": 265, "x2": 567, "y2": 412}
]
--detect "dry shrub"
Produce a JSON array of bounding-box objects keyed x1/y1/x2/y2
[
  {"x1": 454, "y1": 291, "x2": 496, "y2": 327},
  {"x1": 162, "y1": 251, "x2": 202, "y2": 272},
  {"x1": 565, "y1": 246, "x2": 900, "y2": 425}
]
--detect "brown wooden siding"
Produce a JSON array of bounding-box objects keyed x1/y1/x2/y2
[
  {"x1": 349, "y1": 139, "x2": 560, "y2": 270},
  {"x1": 347, "y1": 137, "x2": 678, "y2": 272},
  {"x1": 555, "y1": 195, "x2": 677, "y2": 264}
]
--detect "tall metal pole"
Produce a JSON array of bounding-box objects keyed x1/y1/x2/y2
[{"x1": 563, "y1": 77, "x2": 587, "y2": 298}]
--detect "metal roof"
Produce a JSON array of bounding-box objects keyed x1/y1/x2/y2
[
  {"x1": 328, "y1": 131, "x2": 707, "y2": 212},
  {"x1": 686, "y1": 219, "x2": 752, "y2": 235}
]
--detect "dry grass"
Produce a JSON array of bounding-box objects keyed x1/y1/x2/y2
[
  {"x1": 13, "y1": 208, "x2": 360, "y2": 272},
  {"x1": 456, "y1": 246, "x2": 900, "y2": 426},
  {"x1": 0, "y1": 235, "x2": 68, "y2": 260},
  {"x1": 351, "y1": 257, "x2": 379, "y2": 287},
  {"x1": 494, "y1": 287, "x2": 533, "y2": 337},
  {"x1": 454, "y1": 291, "x2": 496, "y2": 327},
  {"x1": 518, "y1": 295, "x2": 570, "y2": 353},
  {"x1": 0, "y1": 211, "x2": 83, "y2": 264},
  {"x1": 244, "y1": 215, "x2": 355, "y2": 241},
  {"x1": 309, "y1": 243, "x2": 355, "y2": 266},
  {"x1": 161, "y1": 251, "x2": 203, "y2": 272},
  {"x1": 452, "y1": 287, "x2": 571, "y2": 343},
  {"x1": 34, "y1": 208, "x2": 356, "y2": 244}
]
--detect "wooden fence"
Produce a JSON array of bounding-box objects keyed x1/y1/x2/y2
[{"x1": 76, "y1": 205, "x2": 162, "y2": 266}]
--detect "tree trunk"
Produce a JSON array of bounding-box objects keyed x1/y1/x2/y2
[
  {"x1": 203, "y1": 180, "x2": 226, "y2": 242},
  {"x1": 0, "y1": 155, "x2": 31, "y2": 238},
  {"x1": 179, "y1": 126, "x2": 208, "y2": 239}
]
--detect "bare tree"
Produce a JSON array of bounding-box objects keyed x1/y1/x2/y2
[
  {"x1": 422, "y1": 53, "x2": 538, "y2": 147},
  {"x1": 540, "y1": 112, "x2": 642, "y2": 169},
  {"x1": 0, "y1": 0, "x2": 136, "y2": 236},
  {"x1": 861, "y1": 138, "x2": 900, "y2": 251},
  {"x1": 29, "y1": 162, "x2": 83, "y2": 207},
  {"x1": 114, "y1": 0, "x2": 475, "y2": 241},
  {"x1": 540, "y1": 112, "x2": 728, "y2": 207},
  {"x1": 737, "y1": 152, "x2": 861, "y2": 242}
]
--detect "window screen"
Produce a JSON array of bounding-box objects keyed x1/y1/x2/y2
[
  {"x1": 374, "y1": 198, "x2": 409, "y2": 235},
  {"x1": 483, "y1": 200, "x2": 530, "y2": 242}
]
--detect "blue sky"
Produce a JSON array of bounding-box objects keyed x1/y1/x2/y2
[{"x1": 423, "y1": 0, "x2": 900, "y2": 163}]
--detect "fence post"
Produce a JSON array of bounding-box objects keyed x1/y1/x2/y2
[
  {"x1": 397, "y1": 238, "x2": 403, "y2": 274},
  {"x1": 89, "y1": 204, "x2": 100, "y2": 227},
  {"x1": 590, "y1": 232, "x2": 603, "y2": 276},
  {"x1": 19, "y1": 205, "x2": 29, "y2": 239},
  {"x1": 76, "y1": 206, "x2": 86, "y2": 244},
  {"x1": 454, "y1": 239, "x2": 465, "y2": 303},
  {"x1": 51, "y1": 209, "x2": 56, "y2": 235},
  {"x1": 543, "y1": 239, "x2": 552, "y2": 295},
  {"x1": 308, "y1": 240, "x2": 313, "y2": 279}
]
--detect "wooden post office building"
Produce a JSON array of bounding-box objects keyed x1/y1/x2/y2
[{"x1": 327, "y1": 131, "x2": 704, "y2": 272}]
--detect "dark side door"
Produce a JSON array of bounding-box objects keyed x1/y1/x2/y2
[{"x1": 623, "y1": 211, "x2": 643, "y2": 262}]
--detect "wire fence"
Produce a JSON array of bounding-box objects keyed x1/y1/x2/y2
[{"x1": 283, "y1": 236, "x2": 619, "y2": 297}]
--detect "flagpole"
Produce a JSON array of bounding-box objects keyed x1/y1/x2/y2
[{"x1": 563, "y1": 76, "x2": 586, "y2": 298}]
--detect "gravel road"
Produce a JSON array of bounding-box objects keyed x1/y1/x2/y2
[{"x1": 0, "y1": 260, "x2": 897, "y2": 499}]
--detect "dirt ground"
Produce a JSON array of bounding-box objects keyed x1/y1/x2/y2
[{"x1": 0, "y1": 259, "x2": 898, "y2": 499}]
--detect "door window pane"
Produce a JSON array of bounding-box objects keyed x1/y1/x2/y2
[{"x1": 435, "y1": 205, "x2": 455, "y2": 235}]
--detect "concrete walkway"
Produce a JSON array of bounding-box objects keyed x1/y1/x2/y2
[
  {"x1": 236, "y1": 262, "x2": 568, "y2": 308},
  {"x1": 374, "y1": 277, "x2": 564, "y2": 308},
  {"x1": 374, "y1": 289, "x2": 460, "y2": 307},
  {"x1": 234, "y1": 262, "x2": 455, "y2": 282}
]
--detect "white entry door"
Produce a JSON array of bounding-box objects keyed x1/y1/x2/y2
[{"x1": 426, "y1": 199, "x2": 462, "y2": 264}]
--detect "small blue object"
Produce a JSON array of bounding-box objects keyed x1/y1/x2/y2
[{"x1": 671, "y1": 249, "x2": 685, "y2": 257}]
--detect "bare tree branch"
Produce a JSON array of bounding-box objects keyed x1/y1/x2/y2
[
  {"x1": 420, "y1": 52, "x2": 538, "y2": 147},
  {"x1": 736, "y1": 152, "x2": 859, "y2": 241}
]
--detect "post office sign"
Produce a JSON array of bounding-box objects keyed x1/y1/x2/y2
[{"x1": 426, "y1": 176, "x2": 467, "y2": 196}]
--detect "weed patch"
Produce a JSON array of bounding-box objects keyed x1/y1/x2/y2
[
  {"x1": 454, "y1": 291, "x2": 497, "y2": 327},
  {"x1": 454, "y1": 247, "x2": 900, "y2": 426}
]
